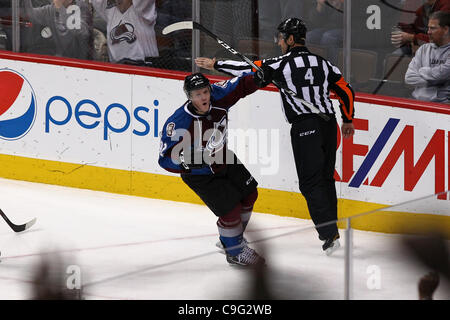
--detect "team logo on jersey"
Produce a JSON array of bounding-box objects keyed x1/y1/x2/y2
[
  {"x1": 110, "y1": 22, "x2": 137, "y2": 44},
  {"x1": 0, "y1": 69, "x2": 37, "y2": 140},
  {"x1": 205, "y1": 116, "x2": 227, "y2": 153},
  {"x1": 166, "y1": 122, "x2": 175, "y2": 137}
]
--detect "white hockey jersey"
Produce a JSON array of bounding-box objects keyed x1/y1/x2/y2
[{"x1": 92, "y1": 0, "x2": 159, "y2": 63}]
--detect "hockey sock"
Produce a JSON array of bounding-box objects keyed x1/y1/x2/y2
[
  {"x1": 240, "y1": 189, "x2": 258, "y2": 231},
  {"x1": 240, "y1": 208, "x2": 252, "y2": 231},
  {"x1": 217, "y1": 203, "x2": 244, "y2": 256}
]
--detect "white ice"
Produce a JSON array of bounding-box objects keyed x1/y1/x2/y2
[{"x1": 0, "y1": 177, "x2": 448, "y2": 300}]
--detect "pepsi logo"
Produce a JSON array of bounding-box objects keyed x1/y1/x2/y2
[{"x1": 0, "y1": 69, "x2": 37, "y2": 140}]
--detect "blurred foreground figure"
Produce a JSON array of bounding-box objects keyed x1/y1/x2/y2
[
  {"x1": 31, "y1": 254, "x2": 82, "y2": 300},
  {"x1": 418, "y1": 271, "x2": 440, "y2": 300},
  {"x1": 401, "y1": 231, "x2": 449, "y2": 300}
]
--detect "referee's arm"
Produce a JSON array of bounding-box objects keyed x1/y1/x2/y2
[
  {"x1": 195, "y1": 57, "x2": 253, "y2": 77},
  {"x1": 330, "y1": 77, "x2": 355, "y2": 138},
  {"x1": 330, "y1": 77, "x2": 355, "y2": 123}
]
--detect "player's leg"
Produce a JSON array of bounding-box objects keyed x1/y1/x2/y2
[
  {"x1": 216, "y1": 188, "x2": 257, "y2": 250},
  {"x1": 217, "y1": 197, "x2": 264, "y2": 266},
  {"x1": 220, "y1": 160, "x2": 265, "y2": 265},
  {"x1": 226, "y1": 154, "x2": 259, "y2": 233},
  {"x1": 181, "y1": 172, "x2": 244, "y2": 254},
  {"x1": 181, "y1": 171, "x2": 263, "y2": 266},
  {"x1": 216, "y1": 203, "x2": 244, "y2": 256},
  {"x1": 240, "y1": 189, "x2": 258, "y2": 232}
]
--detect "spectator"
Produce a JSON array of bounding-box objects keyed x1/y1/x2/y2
[
  {"x1": 306, "y1": 0, "x2": 344, "y2": 64},
  {"x1": 258, "y1": 0, "x2": 306, "y2": 42},
  {"x1": 257, "y1": 0, "x2": 306, "y2": 57},
  {"x1": 155, "y1": 0, "x2": 191, "y2": 58},
  {"x1": 91, "y1": 0, "x2": 159, "y2": 65},
  {"x1": 0, "y1": 27, "x2": 6, "y2": 50},
  {"x1": 405, "y1": 11, "x2": 449, "y2": 103},
  {"x1": 211, "y1": 0, "x2": 254, "y2": 49},
  {"x1": 0, "y1": 0, "x2": 11, "y2": 50},
  {"x1": 23, "y1": 0, "x2": 92, "y2": 59},
  {"x1": 391, "y1": 0, "x2": 450, "y2": 56},
  {"x1": 84, "y1": 0, "x2": 108, "y2": 62},
  {"x1": 1, "y1": 0, "x2": 55, "y2": 54},
  {"x1": 92, "y1": 27, "x2": 108, "y2": 61}
]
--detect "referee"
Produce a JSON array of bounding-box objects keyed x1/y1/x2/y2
[{"x1": 195, "y1": 17, "x2": 355, "y2": 255}]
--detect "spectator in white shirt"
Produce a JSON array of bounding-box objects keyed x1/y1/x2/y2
[{"x1": 91, "y1": 0, "x2": 159, "y2": 65}]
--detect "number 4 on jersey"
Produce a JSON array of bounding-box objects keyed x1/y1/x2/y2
[{"x1": 305, "y1": 68, "x2": 314, "y2": 85}]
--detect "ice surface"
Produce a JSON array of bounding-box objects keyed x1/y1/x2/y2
[{"x1": 0, "y1": 177, "x2": 448, "y2": 300}]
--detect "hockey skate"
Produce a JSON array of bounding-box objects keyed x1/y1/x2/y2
[
  {"x1": 225, "y1": 244, "x2": 265, "y2": 267},
  {"x1": 322, "y1": 233, "x2": 340, "y2": 256}
]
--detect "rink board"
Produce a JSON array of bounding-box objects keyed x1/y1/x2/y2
[{"x1": 0, "y1": 57, "x2": 449, "y2": 236}]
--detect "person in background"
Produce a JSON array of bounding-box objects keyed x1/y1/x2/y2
[
  {"x1": 212, "y1": 0, "x2": 254, "y2": 49},
  {"x1": 391, "y1": 0, "x2": 450, "y2": 56},
  {"x1": 23, "y1": 0, "x2": 92, "y2": 59},
  {"x1": 91, "y1": 0, "x2": 158, "y2": 65},
  {"x1": 257, "y1": 0, "x2": 305, "y2": 57},
  {"x1": 306, "y1": 0, "x2": 344, "y2": 64},
  {"x1": 405, "y1": 11, "x2": 449, "y2": 103}
]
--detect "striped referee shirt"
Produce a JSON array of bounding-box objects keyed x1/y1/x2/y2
[{"x1": 214, "y1": 46, "x2": 355, "y2": 124}]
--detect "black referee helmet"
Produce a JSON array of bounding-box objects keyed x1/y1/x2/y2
[
  {"x1": 183, "y1": 73, "x2": 211, "y2": 99},
  {"x1": 277, "y1": 18, "x2": 307, "y2": 45}
]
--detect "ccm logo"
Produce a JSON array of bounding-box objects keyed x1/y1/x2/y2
[{"x1": 299, "y1": 130, "x2": 316, "y2": 137}]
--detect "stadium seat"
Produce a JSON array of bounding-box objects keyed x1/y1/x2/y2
[
  {"x1": 369, "y1": 54, "x2": 414, "y2": 97},
  {"x1": 338, "y1": 49, "x2": 378, "y2": 84},
  {"x1": 307, "y1": 44, "x2": 328, "y2": 60},
  {"x1": 382, "y1": 54, "x2": 413, "y2": 82},
  {"x1": 238, "y1": 38, "x2": 277, "y2": 60}
]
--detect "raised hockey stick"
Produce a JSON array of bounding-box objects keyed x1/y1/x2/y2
[
  {"x1": 0, "y1": 208, "x2": 36, "y2": 232},
  {"x1": 163, "y1": 21, "x2": 330, "y2": 121}
]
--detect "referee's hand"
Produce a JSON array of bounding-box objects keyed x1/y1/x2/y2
[
  {"x1": 342, "y1": 122, "x2": 355, "y2": 139},
  {"x1": 195, "y1": 57, "x2": 216, "y2": 70}
]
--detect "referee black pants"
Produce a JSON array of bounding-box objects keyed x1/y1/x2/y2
[{"x1": 290, "y1": 115, "x2": 338, "y2": 240}]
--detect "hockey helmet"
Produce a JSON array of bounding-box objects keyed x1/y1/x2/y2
[
  {"x1": 183, "y1": 73, "x2": 211, "y2": 98},
  {"x1": 277, "y1": 18, "x2": 307, "y2": 44}
]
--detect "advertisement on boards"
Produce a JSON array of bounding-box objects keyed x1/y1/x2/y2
[{"x1": 0, "y1": 60, "x2": 448, "y2": 216}]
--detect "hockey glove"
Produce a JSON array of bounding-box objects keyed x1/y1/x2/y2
[
  {"x1": 254, "y1": 65, "x2": 274, "y2": 88},
  {"x1": 179, "y1": 148, "x2": 208, "y2": 171}
]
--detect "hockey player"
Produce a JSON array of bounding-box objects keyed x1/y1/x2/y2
[
  {"x1": 158, "y1": 72, "x2": 265, "y2": 266},
  {"x1": 195, "y1": 17, "x2": 356, "y2": 255}
]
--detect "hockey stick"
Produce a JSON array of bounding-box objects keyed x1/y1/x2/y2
[
  {"x1": 163, "y1": 21, "x2": 330, "y2": 121},
  {"x1": 0, "y1": 208, "x2": 36, "y2": 232},
  {"x1": 324, "y1": 1, "x2": 343, "y2": 13},
  {"x1": 379, "y1": 0, "x2": 416, "y2": 14}
]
